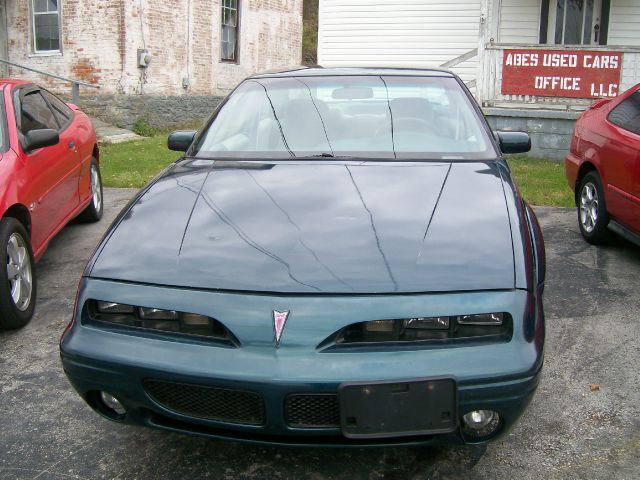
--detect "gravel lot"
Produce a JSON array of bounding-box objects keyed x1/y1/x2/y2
[{"x1": 1, "y1": 188, "x2": 639, "y2": 480}]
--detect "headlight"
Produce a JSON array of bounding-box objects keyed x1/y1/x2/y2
[
  {"x1": 458, "y1": 313, "x2": 503, "y2": 325},
  {"x1": 139, "y1": 307, "x2": 179, "y2": 320},
  {"x1": 333, "y1": 313, "x2": 511, "y2": 345},
  {"x1": 86, "y1": 300, "x2": 233, "y2": 341},
  {"x1": 96, "y1": 301, "x2": 135, "y2": 314},
  {"x1": 405, "y1": 316, "x2": 450, "y2": 330}
]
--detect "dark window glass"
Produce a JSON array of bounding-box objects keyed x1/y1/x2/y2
[
  {"x1": 583, "y1": 0, "x2": 594, "y2": 44},
  {"x1": 553, "y1": 0, "x2": 595, "y2": 45},
  {"x1": 554, "y1": 0, "x2": 564, "y2": 44},
  {"x1": 608, "y1": 91, "x2": 640, "y2": 135},
  {"x1": 563, "y1": 0, "x2": 584, "y2": 44},
  {"x1": 221, "y1": 0, "x2": 238, "y2": 62},
  {"x1": 32, "y1": 0, "x2": 60, "y2": 52},
  {"x1": 19, "y1": 91, "x2": 59, "y2": 134},
  {"x1": 41, "y1": 89, "x2": 73, "y2": 127}
]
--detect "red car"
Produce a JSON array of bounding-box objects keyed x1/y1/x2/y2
[
  {"x1": 0, "y1": 80, "x2": 103, "y2": 329},
  {"x1": 566, "y1": 83, "x2": 640, "y2": 246}
]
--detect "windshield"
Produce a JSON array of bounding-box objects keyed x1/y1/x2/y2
[{"x1": 193, "y1": 75, "x2": 496, "y2": 160}]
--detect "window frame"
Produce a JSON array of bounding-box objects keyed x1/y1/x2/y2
[
  {"x1": 40, "y1": 88, "x2": 74, "y2": 131},
  {"x1": 31, "y1": 0, "x2": 62, "y2": 54},
  {"x1": 220, "y1": 0, "x2": 240, "y2": 63},
  {"x1": 0, "y1": 86, "x2": 9, "y2": 154},
  {"x1": 13, "y1": 86, "x2": 62, "y2": 151}
]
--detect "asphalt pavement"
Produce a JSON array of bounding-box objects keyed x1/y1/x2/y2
[{"x1": 1, "y1": 188, "x2": 639, "y2": 480}]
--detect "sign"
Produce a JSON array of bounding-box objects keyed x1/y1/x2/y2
[{"x1": 501, "y1": 49, "x2": 623, "y2": 99}]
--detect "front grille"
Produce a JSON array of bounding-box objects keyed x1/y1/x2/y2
[
  {"x1": 143, "y1": 379, "x2": 265, "y2": 426},
  {"x1": 284, "y1": 394, "x2": 340, "y2": 428}
]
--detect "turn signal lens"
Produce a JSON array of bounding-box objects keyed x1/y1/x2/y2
[
  {"x1": 139, "y1": 307, "x2": 179, "y2": 320},
  {"x1": 458, "y1": 313, "x2": 503, "y2": 325},
  {"x1": 96, "y1": 301, "x2": 134, "y2": 314},
  {"x1": 365, "y1": 320, "x2": 394, "y2": 332},
  {"x1": 182, "y1": 313, "x2": 210, "y2": 326}
]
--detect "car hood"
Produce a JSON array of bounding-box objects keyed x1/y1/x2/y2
[{"x1": 90, "y1": 159, "x2": 515, "y2": 293}]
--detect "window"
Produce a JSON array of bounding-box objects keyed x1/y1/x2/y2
[
  {"x1": 41, "y1": 89, "x2": 73, "y2": 128},
  {"x1": 608, "y1": 91, "x2": 640, "y2": 136},
  {"x1": 542, "y1": 0, "x2": 609, "y2": 45},
  {"x1": 221, "y1": 0, "x2": 239, "y2": 62},
  {"x1": 18, "y1": 91, "x2": 59, "y2": 135},
  {"x1": 32, "y1": 0, "x2": 61, "y2": 53}
]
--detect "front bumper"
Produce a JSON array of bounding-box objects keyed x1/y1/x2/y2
[
  {"x1": 565, "y1": 152, "x2": 581, "y2": 196},
  {"x1": 60, "y1": 279, "x2": 544, "y2": 447}
]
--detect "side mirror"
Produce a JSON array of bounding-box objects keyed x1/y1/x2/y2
[
  {"x1": 24, "y1": 129, "x2": 59, "y2": 152},
  {"x1": 168, "y1": 130, "x2": 196, "y2": 152},
  {"x1": 496, "y1": 131, "x2": 531, "y2": 154}
]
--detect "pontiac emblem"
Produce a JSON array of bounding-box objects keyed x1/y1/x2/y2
[{"x1": 273, "y1": 310, "x2": 290, "y2": 348}]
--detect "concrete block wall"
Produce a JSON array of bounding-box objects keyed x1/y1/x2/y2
[
  {"x1": 484, "y1": 108, "x2": 581, "y2": 160},
  {"x1": 74, "y1": 94, "x2": 224, "y2": 130},
  {"x1": 4, "y1": 0, "x2": 302, "y2": 96}
]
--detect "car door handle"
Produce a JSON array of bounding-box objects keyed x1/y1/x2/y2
[{"x1": 68, "y1": 141, "x2": 76, "y2": 149}]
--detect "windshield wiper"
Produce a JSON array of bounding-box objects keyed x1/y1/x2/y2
[{"x1": 300, "y1": 153, "x2": 351, "y2": 158}]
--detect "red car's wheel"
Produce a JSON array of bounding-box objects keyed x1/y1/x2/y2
[
  {"x1": 77, "y1": 157, "x2": 104, "y2": 223},
  {"x1": 0, "y1": 217, "x2": 37, "y2": 329},
  {"x1": 578, "y1": 171, "x2": 610, "y2": 245}
]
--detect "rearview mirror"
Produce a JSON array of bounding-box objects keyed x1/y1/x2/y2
[
  {"x1": 332, "y1": 86, "x2": 374, "y2": 100},
  {"x1": 496, "y1": 131, "x2": 531, "y2": 154},
  {"x1": 24, "y1": 129, "x2": 59, "y2": 152},
  {"x1": 168, "y1": 130, "x2": 197, "y2": 152}
]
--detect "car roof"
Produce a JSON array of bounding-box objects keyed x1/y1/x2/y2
[{"x1": 248, "y1": 66, "x2": 456, "y2": 79}]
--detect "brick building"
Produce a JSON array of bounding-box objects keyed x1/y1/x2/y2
[{"x1": 0, "y1": 0, "x2": 303, "y2": 126}]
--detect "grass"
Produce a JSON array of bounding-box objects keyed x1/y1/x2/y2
[
  {"x1": 506, "y1": 154, "x2": 574, "y2": 207},
  {"x1": 99, "y1": 135, "x2": 177, "y2": 188},
  {"x1": 99, "y1": 138, "x2": 575, "y2": 207}
]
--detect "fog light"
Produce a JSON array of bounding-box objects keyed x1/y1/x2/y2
[
  {"x1": 462, "y1": 410, "x2": 500, "y2": 438},
  {"x1": 100, "y1": 391, "x2": 126, "y2": 416}
]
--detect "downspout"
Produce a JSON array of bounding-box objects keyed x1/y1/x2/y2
[
  {"x1": 0, "y1": 1, "x2": 9, "y2": 77},
  {"x1": 184, "y1": 0, "x2": 191, "y2": 91}
]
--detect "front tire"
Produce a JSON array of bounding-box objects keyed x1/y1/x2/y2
[
  {"x1": 578, "y1": 171, "x2": 610, "y2": 245},
  {"x1": 77, "y1": 157, "x2": 103, "y2": 223},
  {"x1": 0, "y1": 218, "x2": 36, "y2": 329}
]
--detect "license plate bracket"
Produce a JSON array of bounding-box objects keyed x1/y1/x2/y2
[{"x1": 338, "y1": 378, "x2": 457, "y2": 439}]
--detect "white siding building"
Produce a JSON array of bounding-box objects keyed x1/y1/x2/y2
[
  {"x1": 319, "y1": 0, "x2": 640, "y2": 107},
  {"x1": 318, "y1": 1, "x2": 481, "y2": 86},
  {"x1": 318, "y1": 0, "x2": 640, "y2": 158}
]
